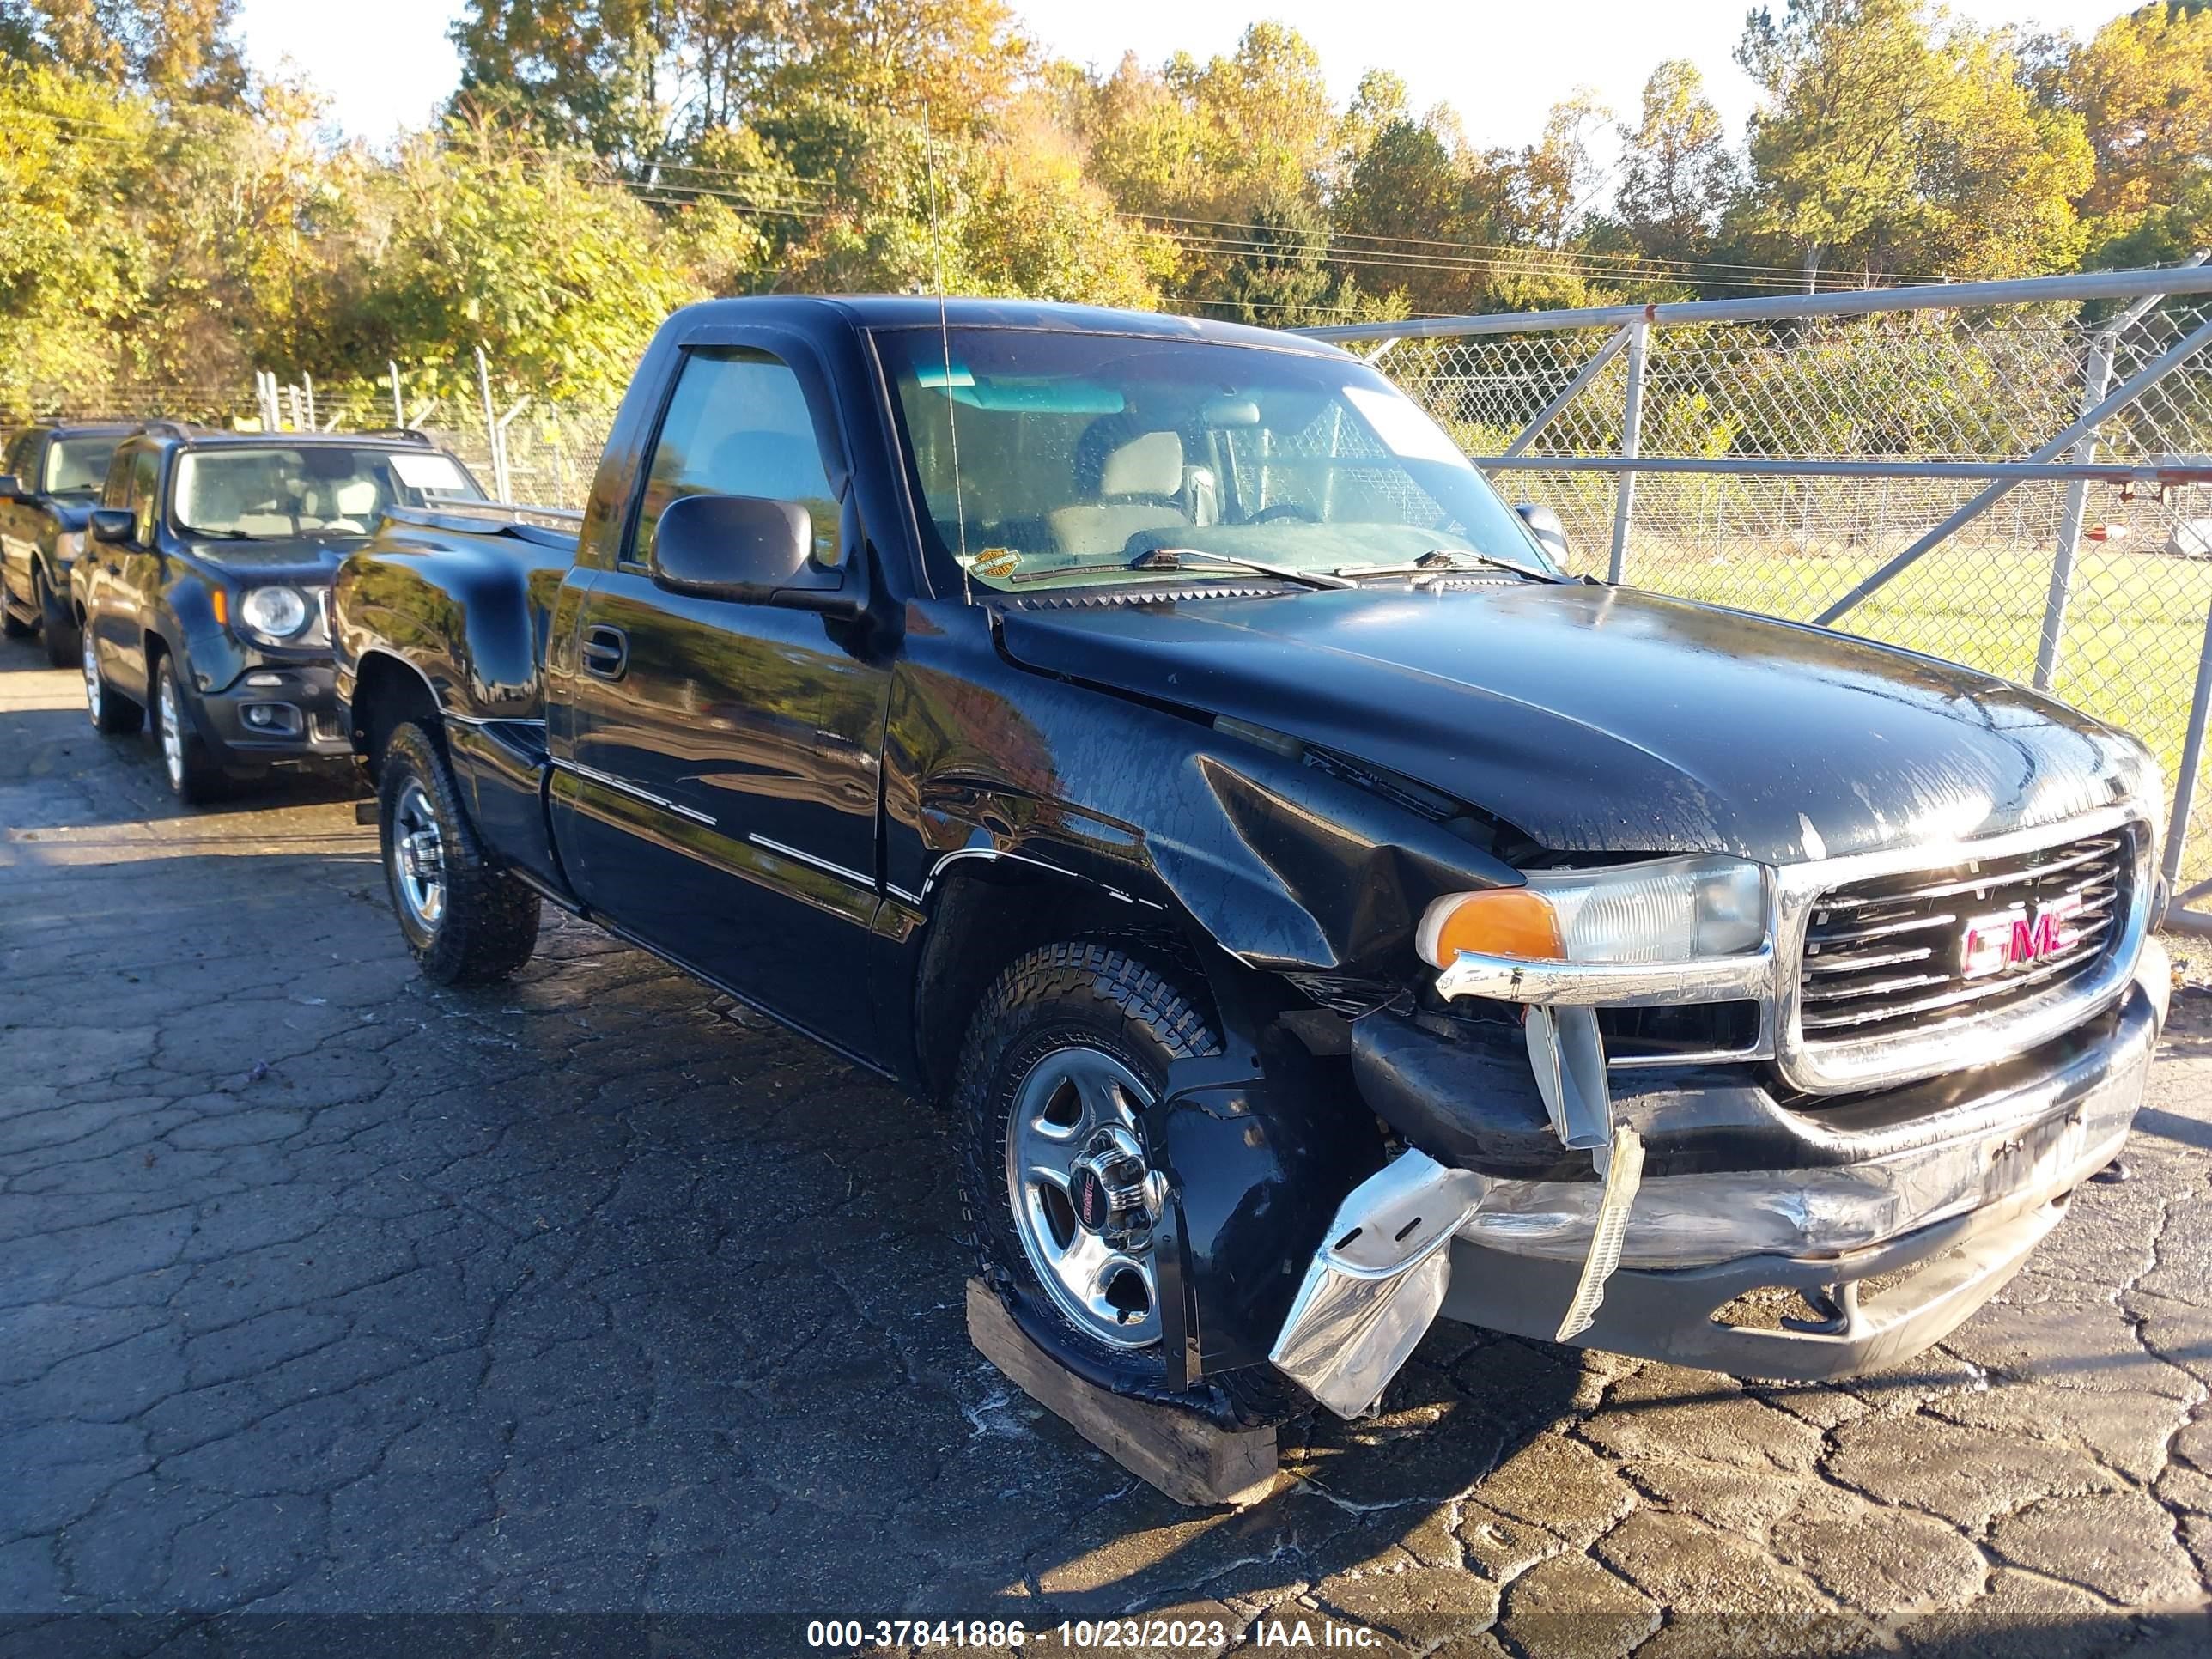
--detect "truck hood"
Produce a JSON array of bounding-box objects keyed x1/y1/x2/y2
[{"x1": 994, "y1": 583, "x2": 2156, "y2": 865}]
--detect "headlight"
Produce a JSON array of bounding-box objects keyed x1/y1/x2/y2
[
  {"x1": 237, "y1": 586, "x2": 311, "y2": 640},
  {"x1": 55, "y1": 531, "x2": 84, "y2": 562},
  {"x1": 1415, "y1": 855, "x2": 1769, "y2": 969}
]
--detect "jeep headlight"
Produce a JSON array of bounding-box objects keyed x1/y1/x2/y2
[
  {"x1": 1416, "y1": 856, "x2": 1769, "y2": 969},
  {"x1": 237, "y1": 585, "x2": 312, "y2": 641},
  {"x1": 55, "y1": 530, "x2": 84, "y2": 563}
]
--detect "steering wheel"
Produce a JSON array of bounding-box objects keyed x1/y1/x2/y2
[{"x1": 1246, "y1": 501, "x2": 1320, "y2": 525}]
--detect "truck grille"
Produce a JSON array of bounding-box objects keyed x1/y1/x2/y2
[{"x1": 1796, "y1": 828, "x2": 2130, "y2": 1051}]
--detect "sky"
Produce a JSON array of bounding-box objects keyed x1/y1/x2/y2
[{"x1": 235, "y1": 0, "x2": 2145, "y2": 155}]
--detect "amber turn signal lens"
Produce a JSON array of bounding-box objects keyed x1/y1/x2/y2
[
  {"x1": 210, "y1": 590, "x2": 228, "y2": 625},
  {"x1": 1415, "y1": 888, "x2": 1566, "y2": 969}
]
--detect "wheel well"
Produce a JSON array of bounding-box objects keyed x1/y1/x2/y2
[
  {"x1": 349, "y1": 652, "x2": 442, "y2": 780},
  {"x1": 910, "y1": 862, "x2": 1224, "y2": 1103}
]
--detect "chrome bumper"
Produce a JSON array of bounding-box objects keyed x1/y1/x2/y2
[
  {"x1": 1271, "y1": 940, "x2": 2166, "y2": 1412},
  {"x1": 1267, "y1": 1152, "x2": 1485, "y2": 1417}
]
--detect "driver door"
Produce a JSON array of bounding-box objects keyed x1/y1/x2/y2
[
  {"x1": 552, "y1": 338, "x2": 890, "y2": 1057},
  {"x1": 88, "y1": 447, "x2": 162, "y2": 703}
]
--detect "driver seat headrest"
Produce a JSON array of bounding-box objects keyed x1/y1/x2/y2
[{"x1": 1096, "y1": 430, "x2": 1184, "y2": 501}]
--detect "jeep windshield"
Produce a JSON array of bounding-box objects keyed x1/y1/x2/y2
[
  {"x1": 876, "y1": 327, "x2": 1556, "y2": 593},
  {"x1": 171, "y1": 446, "x2": 483, "y2": 540}
]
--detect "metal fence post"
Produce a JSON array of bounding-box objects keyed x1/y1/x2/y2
[
  {"x1": 475, "y1": 346, "x2": 509, "y2": 502},
  {"x1": 2033, "y1": 255, "x2": 2208, "y2": 691},
  {"x1": 2033, "y1": 333, "x2": 2112, "y2": 691},
  {"x1": 2163, "y1": 592, "x2": 2212, "y2": 926},
  {"x1": 388, "y1": 362, "x2": 404, "y2": 429},
  {"x1": 1608, "y1": 316, "x2": 1648, "y2": 583}
]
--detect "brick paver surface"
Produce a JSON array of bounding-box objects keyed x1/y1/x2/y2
[{"x1": 3, "y1": 640, "x2": 2209, "y2": 1654}]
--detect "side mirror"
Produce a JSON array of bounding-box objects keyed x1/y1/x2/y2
[
  {"x1": 1515, "y1": 501, "x2": 1570, "y2": 565},
  {"x1": 0, "y1": 474, "x2": 27, "y2": 503},
  {"x1": 651, "y1": 491, "x2": 855, "y2": 616},
  {"x1": 88, "y1": 507, "x2": 137, "y2": 545}
]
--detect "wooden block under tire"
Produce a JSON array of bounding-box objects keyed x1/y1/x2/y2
[{"x1": 965, "y1": 1278, "x2": 1279, "y2": 1508}]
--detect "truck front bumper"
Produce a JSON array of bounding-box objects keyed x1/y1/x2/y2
[{"x1": 1273, "y1": 942, "x2": 2167, "y2": 1412}]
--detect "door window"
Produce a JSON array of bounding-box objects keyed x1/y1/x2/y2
[
  {"x1": 4, "y1": 431, "x2": 41, "y2": 484},
  {"x1": 122, "y1": 450, "x2": 161, "y2": 541},
  {"x1": 631, "y1": 347, "x2": 839, "y2": 568}
]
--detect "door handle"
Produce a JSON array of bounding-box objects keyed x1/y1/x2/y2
[{"x1": 580, "y1": 624, "x2": 629, "y2": 679}]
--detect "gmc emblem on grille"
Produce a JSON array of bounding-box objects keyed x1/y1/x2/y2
[{"x1": 1960, "y1": 892, "x2": 2085, "y2": 980}]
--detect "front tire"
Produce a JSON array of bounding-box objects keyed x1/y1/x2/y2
[
  {"x1": 155, "y1": 656, "x2": 227, "y2": 805},
  {"x1": 956, "y1": 943, "x2": 1217, "y2": 1378},
  {"x1": 82, "y1": 627, "x2": 143, "y2": 736},
  {"x1": 378, "y1": 721, "x2": 541, "y2": 985},
  {"x1": 38, "y1": 569, "x2": 78, "y2": 668}
]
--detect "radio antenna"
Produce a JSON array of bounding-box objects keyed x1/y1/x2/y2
[{"x1": 921, "y1": 102, "x2": 973, "y2": 605}]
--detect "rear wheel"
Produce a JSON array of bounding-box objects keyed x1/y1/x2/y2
[
  {"x1": 155, "y1": 656, "x2": 227, "y2": 805},
  {"x1": 378, "y1": 721, "x2": 541, "y2": 984},
  {"x1": 38, "y1": 569, "x2": 77, "y2": 668},
  {"x1": 82, "y1": 628, "x2": 143, "y2": 736}
]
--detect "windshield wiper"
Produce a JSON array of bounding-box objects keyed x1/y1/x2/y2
[
  {"x1": 177, "y1": 524, "x2": 252, "y2": 540},
  {"x1": 1334, "y1": 548, "x2": 1562, "y2": 584},
  {"x1": 1004, "y1": 549, "x2": 1352, "y2": 589},
  {"x1": 1128, "y1": 547, "x2": 1354, "y2": 589}
]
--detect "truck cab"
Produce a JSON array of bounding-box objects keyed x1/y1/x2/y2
[{"x1": 332, "y1": 297, "x2": 2170, "y2": 1429}]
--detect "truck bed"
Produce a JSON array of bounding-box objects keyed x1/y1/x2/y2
[{"x1": 331, "y1": 502, "x2": 586, "y2": 890}]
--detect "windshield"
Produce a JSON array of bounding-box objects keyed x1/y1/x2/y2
[
  {"x1": 46, "y1": 436, "x2": 119, "y2": 496},
  {"x1": 170, "y1": 446, "x2": 482, "y2": 539},
  {"x1": 876, "y1": 327, "x2": 1552, "y2": 592}
]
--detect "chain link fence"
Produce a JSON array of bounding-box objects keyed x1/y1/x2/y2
[{"x1": 1310, "y1": 270, "x2": 2212, "y2": 925}]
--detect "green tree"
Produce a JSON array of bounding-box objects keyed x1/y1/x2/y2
[
  {"x1": 1737, "y1": 0, "x2": 1940, "y2": 287},
  {"x1": 449, "y1": 0, "x2": 672, "y2": 169},
  {"x1": 2064, "y1": 2, "x2": 2212, "y2": 221},
  {"x1": 325, "y1": 119, "x2": 707, "y2": 403},
  {"x1": 1613, "y1": 60, "x2": 1735, "y2": 269},
  {"x1": 1737, "y1": 0, "x2": 2088, "y2": 285},
  {"x1": 0, "y1": 0, "x2": 246, "y2": 104},
  {"x1": 1515, "y1": 91, "x2": 1611, "y2": 250}
]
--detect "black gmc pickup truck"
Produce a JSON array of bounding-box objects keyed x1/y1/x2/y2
[{"x1": 332, "y1": 297, "x2": 2170, "y2": 1427}]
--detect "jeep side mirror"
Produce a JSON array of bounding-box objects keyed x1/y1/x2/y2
[
  {"x1": 1516, "y1": 502, "x2": 1570, "y2": 565},
  {"x1": 88, "y1": 507, "x2": 137, "y2": 545},
  {"x1": 0, "y1": 474, "x2": 24, "y2": 503},
  {"x1": 651, "y1": 491, "x2": 856, "y2": 617}
]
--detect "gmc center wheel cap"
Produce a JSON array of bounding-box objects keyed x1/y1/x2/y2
[{"x1": 1006, "y1": 1048, "x2": 1165, "y2": 1349}]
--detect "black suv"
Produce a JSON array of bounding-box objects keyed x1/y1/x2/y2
[
  {"x1": 75, "y1": 425, "x2": 486, "y2": 802},
  {"x1": 0, "y1": 421, "x2": 131, "y2": 665}
]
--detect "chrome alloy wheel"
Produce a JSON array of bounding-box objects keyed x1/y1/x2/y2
[
  {"x1": 81, "y1": 630, "x2": 101, "y2": 725},
  {"x1": 391, "y1": 780, "x2": 447, "y2": 932},
  {"x1": 1006, "y1": 1046, "x2": 1168, "y2": 1349},
  {"x1": 157, "y1": 672, "x2": 186, "y2": 790}
]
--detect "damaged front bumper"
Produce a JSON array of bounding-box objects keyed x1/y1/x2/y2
[{"x1": 1270, "y1": 939, "x2": 2167, "y2": 1413}]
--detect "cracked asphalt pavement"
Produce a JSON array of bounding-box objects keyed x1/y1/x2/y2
[{"x1": 3, "y1": 635, "x2": 2212, "y2": 1657}]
